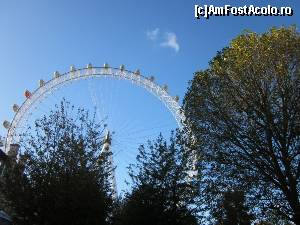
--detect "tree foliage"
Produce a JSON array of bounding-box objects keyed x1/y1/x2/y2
[
  {"x1": 0, "y1": 100, "x2": 114, "y2": 225},
  {"x1": 115, "y1": 131, "x2": 199, "y2": 225},
  {"x1": 183, "y1": 26, "x2": 300, "y2": 224},
  {"x1": 214, "y1": 191, "x2": 253, "y2": 225}
]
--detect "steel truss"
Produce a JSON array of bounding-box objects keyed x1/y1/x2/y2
[{"x1": 4, "y1": 65, "x2": 185, "y2": 152}]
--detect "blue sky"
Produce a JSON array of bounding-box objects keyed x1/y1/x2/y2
[
  {"x1": 0, "y1": 0, "x2": 299, "y2": 119},
  {"x1": 0, "y1": 0, "x2": 299, "y2": 191}
]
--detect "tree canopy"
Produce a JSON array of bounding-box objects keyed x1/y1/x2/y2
[
  {"x1": 213, "y1": 191, "x2": 253, "y2": 225},
  {"x1": 0, "y1": 100, "x2": 114, "y2": 225},
  {"x1": 184, "y1": 26, "x2": 300, "y2": 224},
  {"x1": 115, "y1": 132, "x2": 199, "y2": 225}
]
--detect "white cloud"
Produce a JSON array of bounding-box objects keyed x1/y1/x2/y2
[
  {"x1": 160, "y1": 32, "x2": 180, "y2": 52},
  {"x1": 146, "y1": 28, "x2": 159, "y2": 41}
]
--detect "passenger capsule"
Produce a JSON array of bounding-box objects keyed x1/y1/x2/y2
[
  {"x1": 54, "y1": 71, "x2": 60, "y2": 78},
  {"x1": 70, "y1": 65, "x2": 76, "y2": 72},
  {"x1": 104, "y1": 63, "x2": 109, "y2": 69},
  {"x1": 12, "y1": 104, "x2": 19, "y2": 112},
  {"x1": 3, "y1": 120, "x2": 11, "y2": 129},
  {"x1": 86, "y1": 63, "x2": 93, "y2": 69},
  {"x1": 134, "y1": 69, "x2": 140, "y2": 76},
  {"x1": 39, "y1": 79, "x2": 45, "y2": 87},
  {"x1": 162, "y1": 85, "x2": 168, "y2": 92},
  {"x1": 120, "y1": 64, "x2": 125, "y2": 71},
  {"x1": 24, "y1": 90, "x2": 32, "y2": 99}
]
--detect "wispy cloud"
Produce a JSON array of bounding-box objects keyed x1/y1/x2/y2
[
  {"x1": 160, "y1": 32, "x2": 180, "y2": 52},
  {"x1": 146, "y1": 28, "x2": 159, "y2": 41},
  {"x1": 146, "y1": 28, "x2": 180, "y2": 53}
]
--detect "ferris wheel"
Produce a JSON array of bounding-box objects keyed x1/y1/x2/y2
[
  {"x1": 3, "y1": 64, "x2": 184, "y2": 151},
  {"x1": 1, "y1": 63, "x2": 187, "y2": 194}
]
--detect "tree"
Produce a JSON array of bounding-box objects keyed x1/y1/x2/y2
[
  {"x1": 115, "y1": 131, "x2": 199, "y2": 225},
  {"x1": 214, "y1": 191, "x2": 253, "y2": 225},
  {"x1": 0, "y1": 100, "x2": 114, "y2": 225},
  {"x1": 183, "y1": 26, "x2": 300, "y2": 224}
]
